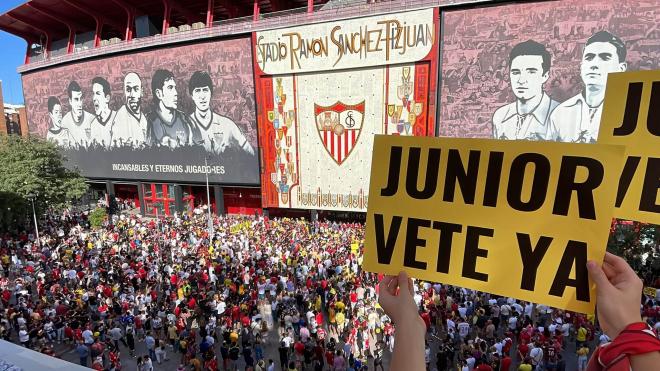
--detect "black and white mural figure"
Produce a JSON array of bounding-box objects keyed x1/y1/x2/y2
[
  {"x1": 46, "y1": 96, "x2": 74, "y2": 147},
  {"x1": 188, "y1": 71, "x2": 255, "y2": 156},
  {"x1": 146, "y1": 69, "x2": 194, "y2": 148},
  {"x1": 112, "y1": 72, "x2": 148, "y2": 148},
  {"x1": 89, "y1": 77, "x2": 115, "y2": 148},
  {"x1": 60, "y1": 81, "x2": 94, "y2": 148},
  {"x1": 492, "y1": 40, "x2": 559, "y2": 141},
  {"x1": 549, "y1": 30, "x2": 628, "y2": 143}
]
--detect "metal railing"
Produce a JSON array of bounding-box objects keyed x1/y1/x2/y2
[{"x1": 17, "y1": 0, "x2": 492, "y2": 73}]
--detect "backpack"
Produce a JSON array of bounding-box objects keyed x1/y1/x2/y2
[{"x1": 229, "y1": 346, "x2": 240, "y2": 360}]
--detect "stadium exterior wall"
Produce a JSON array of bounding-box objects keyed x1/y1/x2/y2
[{"x1": 18, "y1": 0, "x2": 660, "y2": 215}]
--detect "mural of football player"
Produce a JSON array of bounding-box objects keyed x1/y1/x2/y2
[
  {"x1": 89, "y1": 77, "x2": 116, "y2": 148},
  {"x1": 187, "y1": 71, "x2": 254, "y2": 155},
  {"x1": 60, "y1": 81, "x2": 94, "y2": 148},
  {"x1": 549, "y1": 30, "x2": 627, "y2": 143},
  {"x1": 113, "y1": 72, "x2": 148, "y2": 147},
  {"x1": 46, "y1": 96, "x2": 74, "y2": 147},
  {"x1": 492, "y1": 40, "x2": 559, "y2": 140},
  {"x1": 146, "y1": 69, "x2": 194, "y2": 148}
]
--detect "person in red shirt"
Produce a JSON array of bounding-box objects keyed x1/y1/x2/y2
[
  {"x1": 475, "y1": 360, "x2": 493, "y2": 371},
  {"x1": 350, "y1": 291, "x2": 358, "y2": 309},
  {"x1": 420, "y1": 311, "x2": 431, "y2": 330},
  {"x1": 500, "y1": 355, "x2": 512, "y2": 371},
  {"x1": 517, "y1": 340, "x2": 529, "y2": 362}
]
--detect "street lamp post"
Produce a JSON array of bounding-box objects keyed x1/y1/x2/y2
[
  {"x1": 26, "y1": 193, "x2": 40, "y2": 248},
  {"x1": 204, "y1": 157, "x2": 214, "y2": 238}
]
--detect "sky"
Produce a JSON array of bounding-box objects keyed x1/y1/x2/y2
[{"x1": 0, "y1": 0, "x2": 29, "y2": 105}]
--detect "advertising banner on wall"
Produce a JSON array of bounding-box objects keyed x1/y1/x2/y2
[
  {"x1": 439, "y1": 0, "x2": 660, "y2": 142},
  {"x1": 254, "y1": 8, "x2": 440, "y2": 212},
  {"x1": 22, "y1": 37, "x2": 259, "y2": 184}
]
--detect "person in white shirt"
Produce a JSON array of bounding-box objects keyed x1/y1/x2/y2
[
  {"x1": 46, "y1": 97, "x2": 75, "y2": 147},
  {"x1": 492, "y1": 40, "x2": 559, "y2": 140},
  {"x1": 82, "y1": 328, "x2": 94, "y2": 345},
  {"x1": 524, "y1": 302, "x2": 534, "y2": 319},
  {"x1": 446, "y1": 317, "x2": 456, "y2": 334},
  {"x1": 112, "y1": 72, "x2": 148, "y2": 147},
  {"x1": 458, "y1": 319, "x2": 470, "y2": 340},
  {"x1": 529, "y1": 342, "x2": 544, "y2": 369},
  {"x1": 458, "y1": 304, "x2": 467, "y2": 319},
  {"x1": 89, "y1": 76, "x2": 116, "y2": 147},
  {"x1": 508, "y1": 315, "x2": 518, "y2": 331},
  {"x1": 61, "y1": 81, "x2": 94, "y2": 148},
  {"x1": 549, "y1": 30, "x2": 627, "y2": 143}
]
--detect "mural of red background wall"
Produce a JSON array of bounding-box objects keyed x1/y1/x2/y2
[
  {"x1": 253, "y1": 8, "x2": 440, "y2": 212},
  {"x1": 439, "y1": 0, "x2": 660, "y2": 140},
  {"x1": 21, "y1": 37, "x2": 259, "y2": 184},
  {"x1": 24, "y1": 38, "x2": 257, "y2": 144}
]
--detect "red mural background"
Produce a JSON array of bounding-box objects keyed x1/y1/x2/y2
[
  {"x1": 252, "y1": 8, "x2": 440, "y2": 210},
  {"x1": 439, "y1": 0, "x2": 660, "y2": 138}
]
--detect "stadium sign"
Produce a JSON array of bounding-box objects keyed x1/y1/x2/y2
[{"x1": 255, "y1": 8, "x2": 435, "y2": 74}]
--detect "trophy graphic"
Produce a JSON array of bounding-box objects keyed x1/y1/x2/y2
[
  {"x1": 270, "y1": 172, "x2": 280, "y2": 193},
  {"x1": 397, "y1": 66, "x2": 413, "y2": 110},
  {"x1": 410, "y1": 102, "x2": 423, "y2": 135},
  {"x1": 286, "y1": 110, "x2": 295, "y2": 128},
  {"x1": 277, "y1": 128, "x2": 284, "y2": 141},
  {"x1": 286, "y1": 135, "x2": 292, "y2": 148},
  {"x1": 406, "y1": 113, "x2": 416, "y2": 135},
  {"x1": 414, "y1": 102, "x2": 423, "y2": 116},
  {"x1": 273, "y1": 111, "x2": 280, "y2": 129},
  {"x1": 287, "y1": 162, "x2": 295, "y2": 181},
  {"x1": 387, "y1": 104, "x2": 395, "y2": 126},
  {"x1": 392, "y1": 105, "x2": 404, "y2": 134},
  {"x1": 275, "y1": 78, "x2": 286, "y2": 115}
]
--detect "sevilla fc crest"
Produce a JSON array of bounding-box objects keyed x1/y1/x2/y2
[{"x1": 314, "y1": 101, "x2": 365, "y2": 165}]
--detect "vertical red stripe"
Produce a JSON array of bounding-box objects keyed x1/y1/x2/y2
[
  {"x1": 352, "y1": 130, "x2": 356, "y2": 146},
  {"x1": 344, "y1": 130, "x2": 349, "y2": 157},
  {"x1": 323, "y1": 130, "x2": 328, "y2": 146},
  {"x1": 337, "y1": 134, "x2": 342, "y2": 163},
  {"x1": 330, "y1": 132, "x2": 335, "y2": 158}
]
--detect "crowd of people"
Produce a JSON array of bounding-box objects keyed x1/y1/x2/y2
[{"x1": 0, "y1": 208, "x2": 657, "y2": 371}]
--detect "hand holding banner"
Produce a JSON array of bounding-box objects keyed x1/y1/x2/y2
[{"x1": 363, "y1": 135, "x2": 624, "y2": 313}]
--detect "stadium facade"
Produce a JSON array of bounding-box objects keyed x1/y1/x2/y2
[{"x1": 0, "y1": 0, "x2": 658, "y2": 217}]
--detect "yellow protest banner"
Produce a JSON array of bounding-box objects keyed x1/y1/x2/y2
[
  {"x1": 363, "y1": 135, "x2": 624, "y2": 314},
  {"x1": 598, "y1": 70, "x2": 660, "y2": 224}
]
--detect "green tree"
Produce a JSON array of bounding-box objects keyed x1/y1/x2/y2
[
  {"x1": 0, "y1": 135, "x2": 88, "y2": 231},
  {"x1": 88, "y1": 207, "x2": 108, "y2": 229},
  {"x1": 607, "y1": 219, "x2": 659, "y2": 286}
]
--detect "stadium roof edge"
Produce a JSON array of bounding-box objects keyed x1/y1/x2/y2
[{"x1": 8, "y1": 0, "x2": 494, "y2": 74}]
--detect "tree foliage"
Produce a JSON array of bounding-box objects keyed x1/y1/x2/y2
[
  {"x1": 607, "y1": 219, "x2": 659, "y2": 286},
  {"x1": 88, "y1": 207, "x2": 107, "y2": 229},
  {"x1": 0, "y1": 135, "x2": 88, "y2": 231}
]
